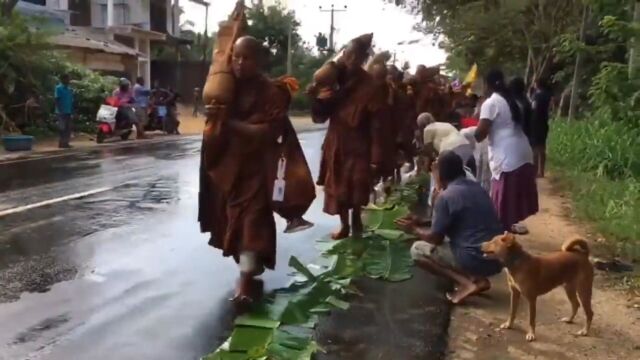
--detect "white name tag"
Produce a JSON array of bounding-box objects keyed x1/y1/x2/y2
[{"x1": 273, "y1": 179, "x2": 286, "y2": 202}]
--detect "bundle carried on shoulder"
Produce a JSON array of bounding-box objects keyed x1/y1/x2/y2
[{"x1": 202, "y1": 0, "x2": 247, "y2": 107}]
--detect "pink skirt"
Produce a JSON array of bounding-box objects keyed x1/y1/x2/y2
[{"x1": 491, "y1": 163, "x2": 539, "y2": 230}]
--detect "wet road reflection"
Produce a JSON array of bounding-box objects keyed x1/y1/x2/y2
[{"x1": 0, "y1": 133, "x2": 333, "y2": 360}]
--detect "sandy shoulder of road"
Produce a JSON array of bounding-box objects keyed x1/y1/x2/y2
[
  {"x1": 178, "y1": 106, "x2": 319, "y2": 135},
  {"x1": 0, "y1": 106, "x2": 320, "y2": 160},
  {"x1": 447, "y1": 178, "x2": 640, "y2": 360}
]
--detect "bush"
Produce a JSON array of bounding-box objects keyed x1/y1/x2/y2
[
  {"x1": 548, "y1": 118, "x2": 640, "y2": 260},
  {"x1": 1, "y1": 13, "x2": 118, "y2": 136},
  {"x1": 549, "y1": 117, "x2": 640, "y2": 179}
]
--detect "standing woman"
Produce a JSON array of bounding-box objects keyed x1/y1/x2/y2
[
  {"x1": 531, "y1": 79, "x2": 553, "y2": 177},
  {"x1": 474, "y1": 70, "x2": 538, "y2": 232},
  {"x1": 508, "y1": 77, "x2": 533, "y2": 144}
]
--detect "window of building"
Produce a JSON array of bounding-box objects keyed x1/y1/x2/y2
[{"x1": 22, "y1": 0, "x2": 47, "y2": 6}]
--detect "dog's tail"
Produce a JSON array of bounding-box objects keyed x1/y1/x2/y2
[{"x1": 561, "y1": 237, "x2": 590, "y2": 256}]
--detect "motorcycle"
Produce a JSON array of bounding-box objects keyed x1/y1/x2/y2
[
  {"x1": 146, "y1": 89, "x2": 179, "y2": 135},
  {"x1": 95, "y1": 97, "x2": 134, "y2": 144},
  {"x1": 145, "y1": 102, "x2": 168, "y2": 132}
]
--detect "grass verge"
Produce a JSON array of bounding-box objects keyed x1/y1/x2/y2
[{"x1": 548, "y1": 118, "x2": 639, "y2": 289}]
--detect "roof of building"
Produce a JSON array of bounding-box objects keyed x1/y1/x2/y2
[
  {"x1": 108, "y1": 25, "x2": 167, "y2": 41},
  {"x1": 50, "y1": 27, "x2": 140, "y2": 56}
]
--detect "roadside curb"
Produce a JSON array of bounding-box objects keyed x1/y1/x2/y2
[{"x1": 0, "y1": 135, "x2": 195, "y2": 165}]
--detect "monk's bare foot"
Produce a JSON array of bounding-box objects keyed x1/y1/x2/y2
[
  {"x1": 446, "y1": 282, "x2": 480, "y2": 304},
  {"x1": 284, "y1": 217, "x2": 314, "y2": 234},
  {"x1": 331, "y1": 226, "x2": 350, "y2": 240},
  {"x1": 231, "y1": 276, "x2": 264, "y2": 304}
]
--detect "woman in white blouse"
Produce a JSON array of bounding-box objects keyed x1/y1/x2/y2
[{"x1": 474, "y1": 69, "x2": 539, "y2": 232}]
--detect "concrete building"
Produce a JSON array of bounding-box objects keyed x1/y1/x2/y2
[{"x1": 18, "y1": 0, "x2": 182, "y2": 81}]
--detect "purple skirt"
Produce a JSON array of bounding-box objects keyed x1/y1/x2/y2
[{"x1": 491, "y1": 163, "x2": 539, "y2": 231}]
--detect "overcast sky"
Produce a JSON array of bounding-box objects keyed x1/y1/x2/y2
[{"x1": 182, "y1": 0, "x2": 446, "y2": 69}]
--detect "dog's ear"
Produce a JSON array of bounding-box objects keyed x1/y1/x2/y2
[{"x1": 501, "y1": 232, "x2": 516, "y2": 247}]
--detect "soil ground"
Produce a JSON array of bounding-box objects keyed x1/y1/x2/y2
[{"x1": 447, "y1": 178, "x2": 640, "y2": 360}]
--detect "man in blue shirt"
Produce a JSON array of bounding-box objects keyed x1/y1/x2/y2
[
  {"x1": 133, "y1": 76, "x2": 151, "y2": 132},
  {"x1": 55, "y1": 74, "x2": 74, "y2": 148},
  {"x1": 396, "y1": 151, "x2": 503, "y2": 304}
]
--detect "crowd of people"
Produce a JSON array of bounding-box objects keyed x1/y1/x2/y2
[
  {"x1": 53, "y1": 75, "x2": 181, "y2": 148},
  {"x1": 197, "y1": 29, "x2": 552, "y2": 304}
]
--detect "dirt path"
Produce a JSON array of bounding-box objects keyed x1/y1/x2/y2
[{"x1": 447, "y1": 178, "x2": 640, "y2": 360}]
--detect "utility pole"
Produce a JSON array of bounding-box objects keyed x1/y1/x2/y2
[
  {"x1": 286, "y1": 22, "x2": 293, "y2": 74},
  {"x1": 319, "y1": 4, "x2": 347, "y2": 53},
  {"x1": 203, "y1": 2, "x2": 209, "y2": 63}
]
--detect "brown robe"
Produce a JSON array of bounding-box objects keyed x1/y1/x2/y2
[
  {"x1": 198, "y1": 75, "x2": 314, "y2": 269},
  {"x1": 312, "y1": 68, "x2": 386, "y2": 215},
  {"x1": 391, "y1": 83, "x2": 417, "y2": 161},
  {"x1": 415, "y1": 80, "x2": 448, "y2": 123}
]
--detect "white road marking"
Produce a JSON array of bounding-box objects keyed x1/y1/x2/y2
[{"x1": 0, "y1": 187, "x2": 114, "y2": 218}]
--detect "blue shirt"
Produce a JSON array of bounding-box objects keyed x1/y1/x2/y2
[
  {"x1": 55, "y1": 83, "x2": 73, "y2": 114},
  {"x1": 432, "y1": 177, "x2": 504, "y2": 276},
  {"x1": 133, "y1": 84, "x2": 151, "y2": 108}
]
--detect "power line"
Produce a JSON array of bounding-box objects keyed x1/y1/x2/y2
[{"x1": 319, "y1": 4, "x2": 347, "y2": 53}]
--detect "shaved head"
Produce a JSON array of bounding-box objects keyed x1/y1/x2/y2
[
  {"x1": 232, "y1": 36, "x2": 264, "y2": 79},
  {"x1": 234, "y1": 36, "x2": 262, "y2": 57}
]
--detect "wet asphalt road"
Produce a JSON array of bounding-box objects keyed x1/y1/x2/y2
[{"x1": 0, "y1": 134, "x2": 337, "y2": 360}]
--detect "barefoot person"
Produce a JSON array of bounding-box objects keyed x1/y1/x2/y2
[
  {"x1": 309, "y1": 33, "x2": 387, "y2": 239},
  {"x1": 396, "y1": 151, "x2": 503, "y2": 304},
  {"x1": 198, "y1": 36, "x2": 314, "y2": 302}
]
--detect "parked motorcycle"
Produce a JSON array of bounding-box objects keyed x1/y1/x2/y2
[
  {"x1": 95, "y1": 97, "x2": 134, "y2": 144},
  {"x1": 145, "y1": 102, "x2": 168, "y2": 133},
  {"x1": 148, "y1": 88, "x2": 179, "y2": 135}
]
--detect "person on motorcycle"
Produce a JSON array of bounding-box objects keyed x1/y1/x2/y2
[
  {"x1": 113, "y1": 78, "x2": 146, "y2": 139},
  {"x1": 165, "y1": 87, "x2": 181, "y2": 134}
]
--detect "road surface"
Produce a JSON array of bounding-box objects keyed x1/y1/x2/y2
[
  {"x1": 0, "y1": 133, "x2": 449, "y2": 360},
  {"x1": 0, "y1": 134, "x2": 335, "y2": 360}
]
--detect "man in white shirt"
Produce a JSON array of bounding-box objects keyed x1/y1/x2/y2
[{"x1": 422, "y1": 121, "x2": 475, "y2": 175}]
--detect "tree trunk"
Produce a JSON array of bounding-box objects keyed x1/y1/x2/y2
[
  {"x1": 568, "y1": 4, "x2": 589, "y2": 121},
  {"x1": 1, "y1": 0, "x2": 19, "y2": 18},
  {"x1": 629, "y1": 1, "x2": 640, "y2": 79}
]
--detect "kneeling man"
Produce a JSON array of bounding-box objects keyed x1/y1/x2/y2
[{"x1": 396, "y1": 151, "x2": 503, "y2": 304}]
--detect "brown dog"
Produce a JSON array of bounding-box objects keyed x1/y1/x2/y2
[{"x1": 481, "y1": 232, "x2": 594, "y2": 342}]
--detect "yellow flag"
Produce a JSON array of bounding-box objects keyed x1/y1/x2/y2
[{"x1": 464, "y1": 63, "x2": 478, "y2": 85}]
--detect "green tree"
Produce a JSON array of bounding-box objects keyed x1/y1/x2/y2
[
  {"x1": 246, "y1": 4, "x2": 302, "y2": 75},
  {"x1": 246, "y1": 3, "x2": 329, "y2": 111}
]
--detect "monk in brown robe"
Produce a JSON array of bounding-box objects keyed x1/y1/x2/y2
[
  {"x1": 369, "y1": 62, "x2": 395, "y2": 181},
  {"x1": 388, "y1": 65, "x2": 417, "y2": 179},
  {"x1": 415, "y1": 66, "x2": 449, "y2": 123},
  {"x1": 308, "y1": 34, "x2": 387, "y2": 239},
  {"x1": 198, "y1": 36, "x2": 314, "y2": 301}
]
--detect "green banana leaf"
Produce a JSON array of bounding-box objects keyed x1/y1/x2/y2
[
  {"x1": 363, "y1": 205, "x2": 410, "y2": 230},
  {"x1": 234, "y1": 315, "x2": 280, "y2": 329},
  {"x1": 373, "y1": 229, "x2": 414, "y2": 241},
  {"x1": 362, "y1": 240, "x2": 413, "y2": 282},
  {"x1": 325, "y1": 296, "x2": 350, "y2": 310},
  {"x1": 280, "y1": 281, "x2": 336, "y2": 325},
  {"x1": 288, "y1": 256, "x2": 317, "y2": 281},
  {"x1": 201, "y1": 350, "x2": 253, "y2": 360},
  {"x1": 267, "y1": 327, "x2": 319, "y2": 360},
  {"x1": 228, "y1": 326, "x2": 274, "y2": 353}
]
